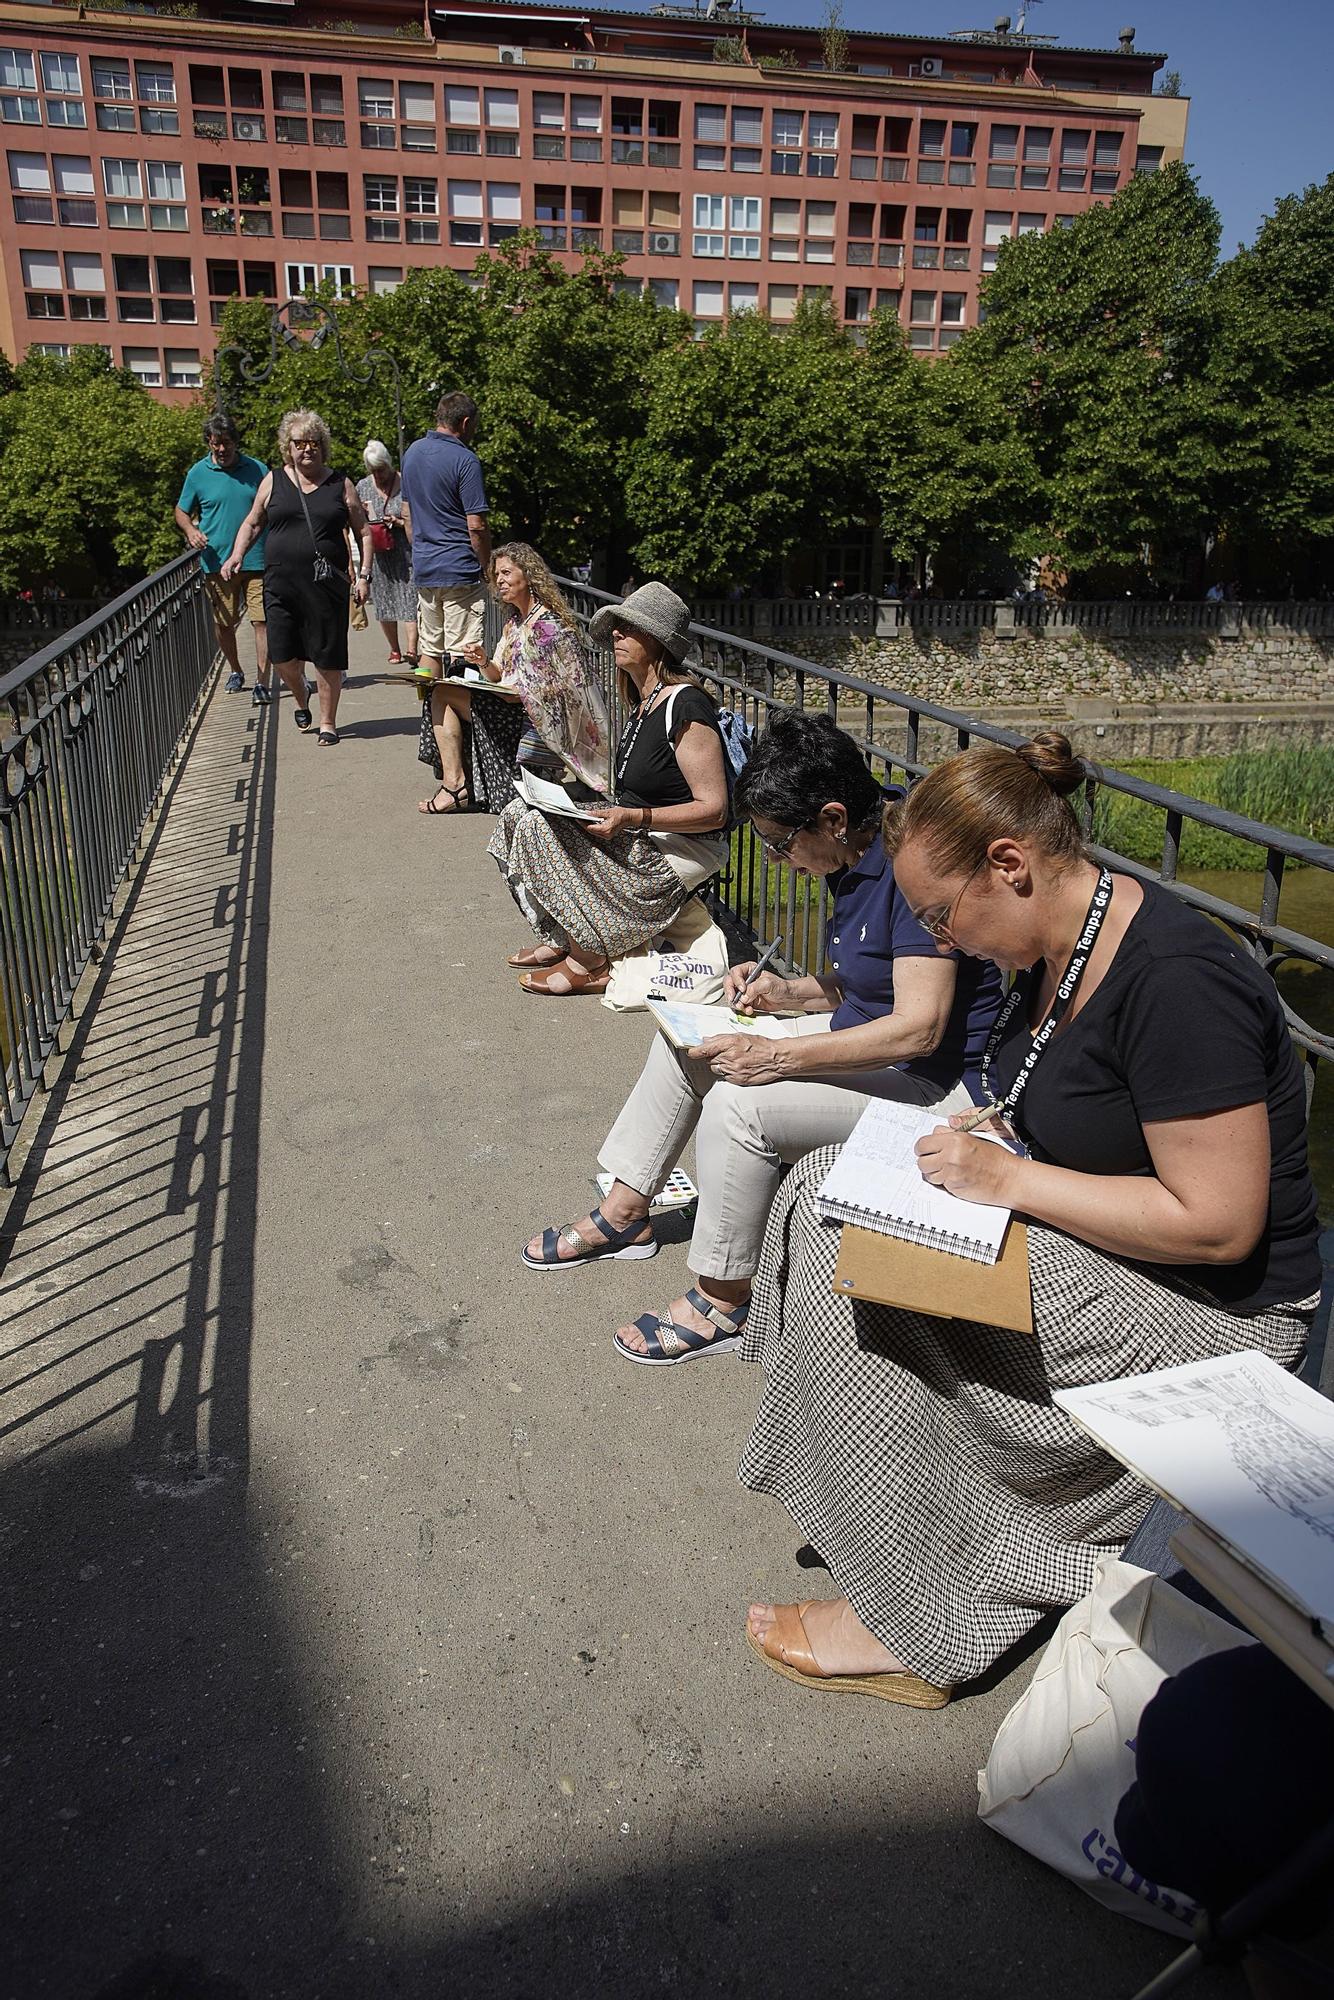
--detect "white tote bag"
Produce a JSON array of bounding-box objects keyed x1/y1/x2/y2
[
  {"x1": 601, "y1": 893, "x2": 731, "y2": 1013},
  {"x1": 978, "y1": 1558, "x2": 1257, "y2": 1934}
]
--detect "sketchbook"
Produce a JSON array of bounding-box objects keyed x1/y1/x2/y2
[
  {"x1": 1055, "y1": 1352, "x2": 1334, "y2": 1634},
  {"x1": 815, "y1": 1098, "x2": 1012, "y2": 1265},
  {"x1": 512, "y1": 770, "x2": 601, "y2": 821},
  {"x1": 645, "y1": 998, "x2": 821, "y2": 1051}
]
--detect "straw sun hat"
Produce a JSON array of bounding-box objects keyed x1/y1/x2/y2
[{"x1": 588, "y1": 582, "x2": 700, "y2": 667}]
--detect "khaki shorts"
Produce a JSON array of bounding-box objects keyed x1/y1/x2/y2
[
  {"x1": 205, "y1": 573, "x2": 266, "y2": 631},
  {"x1": 417, "y1": 584, "x2": 485, "y2": 658}
]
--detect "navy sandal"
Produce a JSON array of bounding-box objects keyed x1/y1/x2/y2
[
  {"x1": 614, "y1": 1288, "x2": 750, "y2": 1367},
  {"x1": 521, "y1": 1205, "x2": 658, "y2": 1271}
]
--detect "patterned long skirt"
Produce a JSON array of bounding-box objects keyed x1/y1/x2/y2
[
  {"x1": 739, "y1": 1147, "x2": 1315, "y2": 1688},
  {"x1": 469, "y1": 691, "x2": 526, "y2": 813},
  {"x1": 487, "y1": 797, "x2": 687, "y2": 961}
]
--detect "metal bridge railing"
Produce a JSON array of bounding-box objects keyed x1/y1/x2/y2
[
  {"x1": 0, "y1": 554, "x2": 215, "y2": 1178},
  {"x1": 560, "y1": 579, "x2": 1334, "y2": 1074}
]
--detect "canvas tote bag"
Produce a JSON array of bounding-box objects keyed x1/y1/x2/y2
[{"x1": 978, "y1": 1558, "x2": 1257, "y2": 1935}]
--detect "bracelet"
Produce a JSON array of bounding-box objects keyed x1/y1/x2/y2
[{"x1": 641, "y1": 806, "x2": 652, "y2": 830}]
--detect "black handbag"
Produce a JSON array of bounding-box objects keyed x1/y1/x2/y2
[{"x1": 292, "y1": 468, "x2": 340, "y2": 585}]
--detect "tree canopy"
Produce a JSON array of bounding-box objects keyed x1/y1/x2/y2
[{"x1": 3, "y1": 176, "x2": 1333, "y2": 599}]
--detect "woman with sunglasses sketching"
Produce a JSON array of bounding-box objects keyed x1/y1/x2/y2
[{"x1": 521, "y1": 710, "x2": 1003, "y2": 1360}]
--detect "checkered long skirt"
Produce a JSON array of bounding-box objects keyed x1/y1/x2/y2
[
  {"x1": 739, "y1": 1148, "x2": 1315, "y2": 1687},
  {"x1": 487, "y1": 797, "x2": 686, "y2": 960}
]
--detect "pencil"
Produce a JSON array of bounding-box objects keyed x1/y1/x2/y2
[{"x1": 954, "y1": 1100, "x2": 1006, "y2": 1134}]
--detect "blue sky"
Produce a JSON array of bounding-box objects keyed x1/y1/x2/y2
[{"x1": 772, "y1": 0, "x2": 1333, "y2": 253}]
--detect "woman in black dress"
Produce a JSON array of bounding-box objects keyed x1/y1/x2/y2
[{"x1": 224, "y1": 409, "x2": 372, "y2": 746}]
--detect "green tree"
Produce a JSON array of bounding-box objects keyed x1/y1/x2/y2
[
  {"x1": 0, "y1": 348, "x2": 198, "y2": 593},
  {"x1": 1210, "y1": 175, "x2": 1334, "y2": 588},
  {"x1": 625, "y1": 299, "x2": 872, "y2": 592},
  {"x1": 972, "y1": 164, "x2": 1241, "y2": 584}
]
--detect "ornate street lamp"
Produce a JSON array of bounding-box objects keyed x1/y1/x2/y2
[{"x1": 214, "y1": 296, "x2": 406, "y2": 464}]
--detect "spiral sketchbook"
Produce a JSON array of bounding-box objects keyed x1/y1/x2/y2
[{"x1": 816, "y1": 1098, "x2": 1012, "y2": 1265}]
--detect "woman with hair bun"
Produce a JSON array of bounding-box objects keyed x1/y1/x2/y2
[
  {"x1": 743, "y1": 732, "x2": 1322, "y2": 1711},
  {"x1": 520, "y1": 710, "x2": 1004, "y2": 1351}
]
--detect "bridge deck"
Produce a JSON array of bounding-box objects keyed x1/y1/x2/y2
[{"x1": 0, "y1": 628, "x2": 1239, "y2": 1999}]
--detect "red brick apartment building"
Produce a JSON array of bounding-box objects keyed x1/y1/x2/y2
[{"x1": 0, "y1": 0, "x2": 1188, "y2": 395}]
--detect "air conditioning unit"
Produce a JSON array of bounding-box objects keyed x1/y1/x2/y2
[
  {"x1": 233, "y1": 116, "x2": 265, "y2": 141},
  {"x1": 649, "y1": 231, "x2": 679, "y2": 254},
  {"x1": 572, "y1": 54, "x2": 597, "y2": 70},
  {"x1": 498, "y1": 45, "x2": 525, "y2": 65},
  {"x1": 915, "y1": 56, "x2": 943, "y2": 78}
]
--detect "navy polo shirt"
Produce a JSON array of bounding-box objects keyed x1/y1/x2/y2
[
  {"x1": 399, "y1": 428, "x2": 488, "y2": 587},
  {"x1": 825, "y1": 837, "x2": 1004, "y2": 1092}
]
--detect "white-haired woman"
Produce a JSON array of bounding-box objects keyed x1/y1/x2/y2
[
  {"x1": 356, "y1": 439, "x2": 416, "y2": 668},
  {"x1": 224, "y1": 410, "x2": 372, "y2": 745}
]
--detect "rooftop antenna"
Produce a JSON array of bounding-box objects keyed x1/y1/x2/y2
[{"x1": 1014, "y1": 0, "x2": 1042, "y2": 30}]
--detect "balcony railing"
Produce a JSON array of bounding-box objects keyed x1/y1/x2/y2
[
  {"x1": 0, "y1": 557, "x2": 214, "y2": 1178},
  {"x1": 558, "y1": 579, "x2": 1334, "y2": 1070}
]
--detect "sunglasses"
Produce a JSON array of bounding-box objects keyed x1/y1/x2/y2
[{"x1": 756, "y1": 821, "x2": 805, "y2": 859}]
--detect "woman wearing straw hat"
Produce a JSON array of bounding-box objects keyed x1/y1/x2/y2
[{"x1": 486, "y1": 582, "x2": 729, "y2": 997}]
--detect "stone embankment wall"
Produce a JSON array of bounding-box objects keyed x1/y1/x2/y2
[{"x1": 796, "y1": 626, "x2": 1334, "y2": 763}]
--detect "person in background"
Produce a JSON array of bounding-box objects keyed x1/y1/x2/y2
[
  {"x1": 175, "y1": 413, "x2": 272, "y2": 707},
  {"x1": 222, "y1": 409, "x2": 372, "y2": 747},
  {"x1": 400, "y1": 391, "x2": 490, "y2": 788},
  {"x1": 356, "y1": 440, "x2": 416, "y2": 669},
  {"x1": 420, "y1": 542, "x2": 610, "y2": 818}
]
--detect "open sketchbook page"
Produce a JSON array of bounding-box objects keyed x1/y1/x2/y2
[
  {"x1": 815, "y1": 1097, "x2": 1010, "y2": 1263},
  {"x1": 645, "y1": 999, "x2": 823, "y2": 1049},
  {"x1": 1056, "y1": 1352, "x2": 1334, "y2": 1630},
  {"x1": 512, "y1": 771, "x2": 600, "y2": 821}
]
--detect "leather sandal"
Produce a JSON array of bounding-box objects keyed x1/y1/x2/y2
[
  {"x1": 521, "y1": 1206, "x2": 658, "y2": 1271},
  {"x1": 745, "y1": 1602, "x2": 952, "y2": 1709},
  {"x1": 614, "y1": 1288, "x2": 749, "y2": 1367},
  {"x1": 508, "y1": 943, "x2": 565, "y2": 968},
  {"x1": 419, "y1": 783, "x2": 469, "y2": 815},
  {"x1": 518, "y1": 956, "x2": 610, "y2": 996}
]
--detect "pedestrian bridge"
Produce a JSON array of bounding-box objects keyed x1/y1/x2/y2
[{"x1": 1, "y1": 573, "x2": 1328, "y2": 1999}]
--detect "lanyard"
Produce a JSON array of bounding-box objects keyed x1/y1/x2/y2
[{"x1": 980, "y1": 867, "x2": 1114, "y2": 1120}]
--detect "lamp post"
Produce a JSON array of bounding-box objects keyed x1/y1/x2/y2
[{"x1": 214, "y1": 296, "x2": 406, "y2": 465}]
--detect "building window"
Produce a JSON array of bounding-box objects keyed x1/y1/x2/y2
[
  {"x1": 768, "y1": 196, "x2": 800, "y2": 261},
  {"x1": 941, "y1": 291, "x2": 966, "y2": 325},
  {"x1": 909, "y1": 290, "x2": 936, "y2": 323},
  {"x1": 447, "y1": 178, "x2": 482, "y2": 247},
  {"x1": 1135, "y1": 144, "x2": 1164, "y2": 175},
  {"x1": 52, "y1": 152, "x2": 96, "y2": 226},
  {"x1": 405, "y1": 174, "x2": 438, "y2": 242},
  {"x1": 364, "y1": 173, "x2": 397, "y2": 213},
  {"x1": 692, "y1": 191, "x2": 723, "y2": 257},
  {"x1": 844, "y1": 285, "x2": 870, "y2": 323},
  {"x1": 123, "y1": 346, "x2": 161, "y2": 385},
  {"x1": 136, "y1": 63, "x2": 175, "y2": 104},
  {"x1": 46, "y1": 97, "x2": 86, "y2": 130},
  {"x1": 91, "y1": 58, "x2": 131, "y2": 101},
  {"x1": 359, "y1": 78, "x2": 394, "y2": 122},
  {"x1": 9, "y1": 148, "x2": 52, "y2": 221},
  {"x1": 165, "y1": 346, "x2": 201, "y2": 388},
  {"x1": 368, "y1": 265, "x2": 401, "y2": 294},
  {"x1": 804, "y1": 200, "x2": 835, "y2": 262},
  {"x1": 1, "y1": 92, "x2": 40, "y2": 125},
  {"x1": 918, "y1": 118, "x2": 946, "y2": 159},
  {"x1": 729, "y1": 281, "x2": 758, "y2": 314},
  {"x1": 768, "y1": 282, "x2": 798, "y2": 322},
  {"x1": 981, "y1": 210, "x2": 1011, "y2": 271},
  {"x1": 41, "y1": 53, "x2": 81, "y2": 95},
  {"x1": 692, "y1": 278, "x2": 723, "y2": 322},
  {"x1": 648, "y1": 276, "x2": 677, "y2": 309},
  {"x1": 20, "y1": 245, "x2": 61, "y2": 315},
  {"x1": 728, "y1": 193, "x2": 759, "y2": 258}
]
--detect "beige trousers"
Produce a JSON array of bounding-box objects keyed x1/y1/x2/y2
[{"x1": 599, "y1": 1019, "x2": 969, "y2": 1282}]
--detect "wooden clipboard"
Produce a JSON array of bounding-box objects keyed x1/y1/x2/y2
[{"x1": 832, "y1": 1218, "x2": 1034, "y2": 1334}]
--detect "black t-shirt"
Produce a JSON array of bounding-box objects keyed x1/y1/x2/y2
[
  {"x1": 615, "y1": 684, "x2": 722, "y2": 814},
  {"x1": 987, "y1": 882, "x2": 1321, "y2": 1314}
]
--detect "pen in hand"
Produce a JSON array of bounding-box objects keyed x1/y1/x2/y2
[
  {"x1": 735, "y1": 936, "x2": 784, "y2": 1010},
  {"x1": 952, "y1": 1099, "x2": 1007, "y2": 1135}
]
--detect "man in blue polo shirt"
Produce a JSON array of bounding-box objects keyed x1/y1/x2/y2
[{"x1": 175, "y1": 414, "x2": 271, "y2": 705}]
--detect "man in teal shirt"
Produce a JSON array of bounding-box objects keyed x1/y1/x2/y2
[{"x1": 175, "y1": 414, "x2": 272, "y2": 703}]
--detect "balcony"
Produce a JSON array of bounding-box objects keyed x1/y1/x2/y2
[
  {"x1": 612, "y1": 228, "x2": 643, "y2": 255},
  {"x1": 193, "y1": 112, "x2": 225, "y2": 141},
  {"x1": 571, "y1": 227, "x2": 601, "y2": 251},
  {"x1": 275, "y1": 117, "x2": 308, "y2": 145},
  {"x1": 877, "y1": 243, "x2": 904, "y2": 267},
  {"x1": 610, "y1": 139, "x2": 643, "y2": 165},
  {"x1": 647, "y1": 142, "x2": 679, "y2": 169},
  {"x1": 535, "y1": 224, "x2": 567, "y2": 249},
  {"x1": 846, "y1": 243, "x2": 872, "y2": 266},
  {"x1": 912, "y1": 245, "x2": 940, "y2": 268},
  {"x1": 312, "y1": 119, "x2": 345, "y2": 147},
  {"x1": 942, "y1": 246, "x2": 970, "y2": 270},
  {"x1": 239, "y1": 210, "x2": 273, "y2": 237},
  {"x1": 202, "y1": 206, "x2": 235, "y2": 234}
]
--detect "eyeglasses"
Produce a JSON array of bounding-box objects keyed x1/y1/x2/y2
[
  {"x1": 756, "y1": 821, "x2": 805, "y2": 859},
  {"x1": 292, "y1": 436, "x2": 322, "y2": 449},
  {"x1": 917, "y1": 862, "x2": 984, "y2": 943}
]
